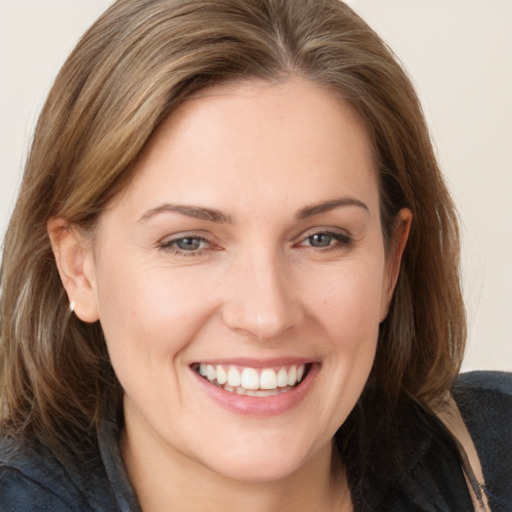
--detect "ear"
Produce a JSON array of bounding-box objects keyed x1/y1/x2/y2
[
  {"x1": 47, "y1": 217, "x2": 99, "y2": 323},
  {"x1": 380, "y1": 208, "x2": 412, "y2": 321}
]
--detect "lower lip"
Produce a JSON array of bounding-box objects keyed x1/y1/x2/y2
[{"x1": 191, "y1": 364, "x2": 319, "y2": 416}]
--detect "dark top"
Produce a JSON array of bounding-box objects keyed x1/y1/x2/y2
[{"x1": 0, "y1": 371, "x2": 511, "y2": 511}]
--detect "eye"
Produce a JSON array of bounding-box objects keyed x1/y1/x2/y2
[
  {"x1": 158, "y1": 235, "x2": 211, "y2": 255},
  {"x1": 173, "y1": 237, "x2": 206, "y2": 251},
  {"x1": 307, "y1": 233, "x2": 334, "y2": 248},
  {"x1": 297, "y1": 230, "x2": 353, "y2": 251}
]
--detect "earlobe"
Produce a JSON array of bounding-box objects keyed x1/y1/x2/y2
[
  {"x1": 47, "y1": 218, "x2": 99, "y2": 323},
  {"x1": 380, "y1": 208, "x2": 412, "y2": 321}
]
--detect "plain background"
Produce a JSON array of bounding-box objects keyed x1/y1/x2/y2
[{"x1": 1, "y1": 0, "x2": 511, "y2": 371}]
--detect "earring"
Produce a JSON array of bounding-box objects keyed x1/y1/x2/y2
[{"x1": 69, "y1": 301, "x2": 76, "y2": 314}]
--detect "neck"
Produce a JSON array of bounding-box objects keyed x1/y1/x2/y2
[{"x1": 121, "y1": 425, "x2": 350, "y2": 512}]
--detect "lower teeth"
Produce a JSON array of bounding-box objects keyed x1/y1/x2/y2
[{"x1": 221, "y1": 383, "x2": 293, "y2": 396}]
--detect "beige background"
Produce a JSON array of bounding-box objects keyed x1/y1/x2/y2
[{"x1": 1, "y1": 0, "x2": 510, "y2": 371}]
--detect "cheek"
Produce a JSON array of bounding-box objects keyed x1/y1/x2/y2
[
  {"x1": 93, "y1": 257, "x2": 215, "y2": 369},
  {"x1": 295, "y1": 262, "x2": 384, "y2": 432},
  {"x1": 305, "y1": 260, "x2": 386, "y2": 341}
]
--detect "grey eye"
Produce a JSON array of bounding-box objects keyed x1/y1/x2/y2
[
  {"x1": 175, "y1": 237, "x2": 204, "y2": 251},
  {"x1": 307, "y1": 234, "x2": 333, "y2": 248}
]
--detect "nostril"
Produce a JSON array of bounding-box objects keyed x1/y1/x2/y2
[
  {"x1": 219, "y1": 262, "x2": 304, "y2": 340},
  {"x1": 221, "y1": 304, "x2": 302, "y2": 342}
]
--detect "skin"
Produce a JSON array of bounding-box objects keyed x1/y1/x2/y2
[{"x1": 50, "y1": 77, "x2": 411, "y2": 511}]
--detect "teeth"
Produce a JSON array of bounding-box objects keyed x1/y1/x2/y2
[
  {"x1": 196, "y1": 363, "x2": 307, "y2": 394},
  {"x1": 277, "y1": 368, "x2": 289, "y2": 387},
  {"x1": 256, "y1": 389, "x2": 281, "y2": 397},
  {"x1": 241, "y1": 368, "x2": 260, "y2": 390},
  {"x1": 206, "y1": 365, "x2": 216, "y2": 382},
  {"x1": 227, "y1": 367, "x2": 241, "y2": 387},
  {"x1": 287, "y1": 366, "x2": 297, "y2": 386},
  {"x1": 216, "y1": 365, "x2": 227, "y2": 385},
  {"x1": 260, "y1": 369, "x2": 277, "y2": 390}
]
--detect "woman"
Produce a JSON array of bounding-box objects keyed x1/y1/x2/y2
[{"x1": 0, "y1": 0, "x2": 510, "y2": 510}]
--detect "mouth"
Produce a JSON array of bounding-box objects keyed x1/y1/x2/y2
[{"x1": 191, "y1": 362, "x2": 311, "y2": 397}]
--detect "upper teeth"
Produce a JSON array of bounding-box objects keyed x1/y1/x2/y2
[{"x1": 198, "y1": 364, "x2": 306, "y2": 391}]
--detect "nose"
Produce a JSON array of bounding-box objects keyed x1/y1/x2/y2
[{"x1": 221, "y1": 250, "x2": 304, "y2": 342}]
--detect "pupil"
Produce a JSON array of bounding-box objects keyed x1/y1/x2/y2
[
  {"x1": 177, "y1": 238, "x2": 201, "y2": 250},
  {"x1": 310, "y1": 234, "x2": 331, "y2": 247}
]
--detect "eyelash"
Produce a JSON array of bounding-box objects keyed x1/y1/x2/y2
[
  {"x1": 158, "y1": 230, "x2": 353, "y2": 256},
  {"x1": 296, "y1": 231, "x2": 353, "y2": 252},
  {"x1": 158, "y1": 235, "x2": 213, "y2": 257}
]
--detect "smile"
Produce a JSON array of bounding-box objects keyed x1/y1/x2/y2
[{"x1": 192, "y1": 363, "x2": 308, "y2": 397}]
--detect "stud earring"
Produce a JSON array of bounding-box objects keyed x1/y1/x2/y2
[{"x1": 69, "y1": 301, "x2": 76, "y2": 314}]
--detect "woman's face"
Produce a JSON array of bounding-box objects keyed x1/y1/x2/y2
[{"x1": 79, "y1": 78, "x2": 407, "y2": 482}]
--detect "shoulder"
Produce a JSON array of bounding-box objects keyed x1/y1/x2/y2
[
  {"x1": 0, "y1": 434, "x2": 117, "y2": 511},
  {"x1": 454, "y1": 370, "x2": 512, "y2": 397},
  {"x1": 452, "y1": 371, "x2": 512, "y2": 431},
  {"x1": 452, "y1": 371, "x2": 512, "y2": 511},
  {"x1": 347, "y1": 391, "x2": 476, "y2": 511},
  {"x1": 0, "y1": 466, "x2": 74, "y2": 511}
]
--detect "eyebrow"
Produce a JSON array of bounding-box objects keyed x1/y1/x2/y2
[
  {"x1": 138, "y1": 203, "x2": 233, "y2": 224},
  {"x1": 296, "y1": 197, "x2": 369, "y2": 219},
  {"x1": 138, "y1": 196, "x2": 369, "y2": 224}
]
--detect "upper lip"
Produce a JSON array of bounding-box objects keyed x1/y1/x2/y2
[{"x1": 190, "y1": 357, "x2": 316, "y2": 369}]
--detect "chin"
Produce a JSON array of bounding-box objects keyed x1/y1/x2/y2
[
  {"x1": 205, "y1": 452, "x2": 308, "y2": 484},
  {"x1": 189, "y1": 428, "x2": 329, "y2": 484}
]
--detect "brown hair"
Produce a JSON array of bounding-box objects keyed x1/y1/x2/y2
[{"x1": 0, "y1": 0, "x2": 465, "y2": 450}]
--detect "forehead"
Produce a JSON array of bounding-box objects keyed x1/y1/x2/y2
[{"x1": 113, "y1": 77, "x2": 379, "y2": 218}]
